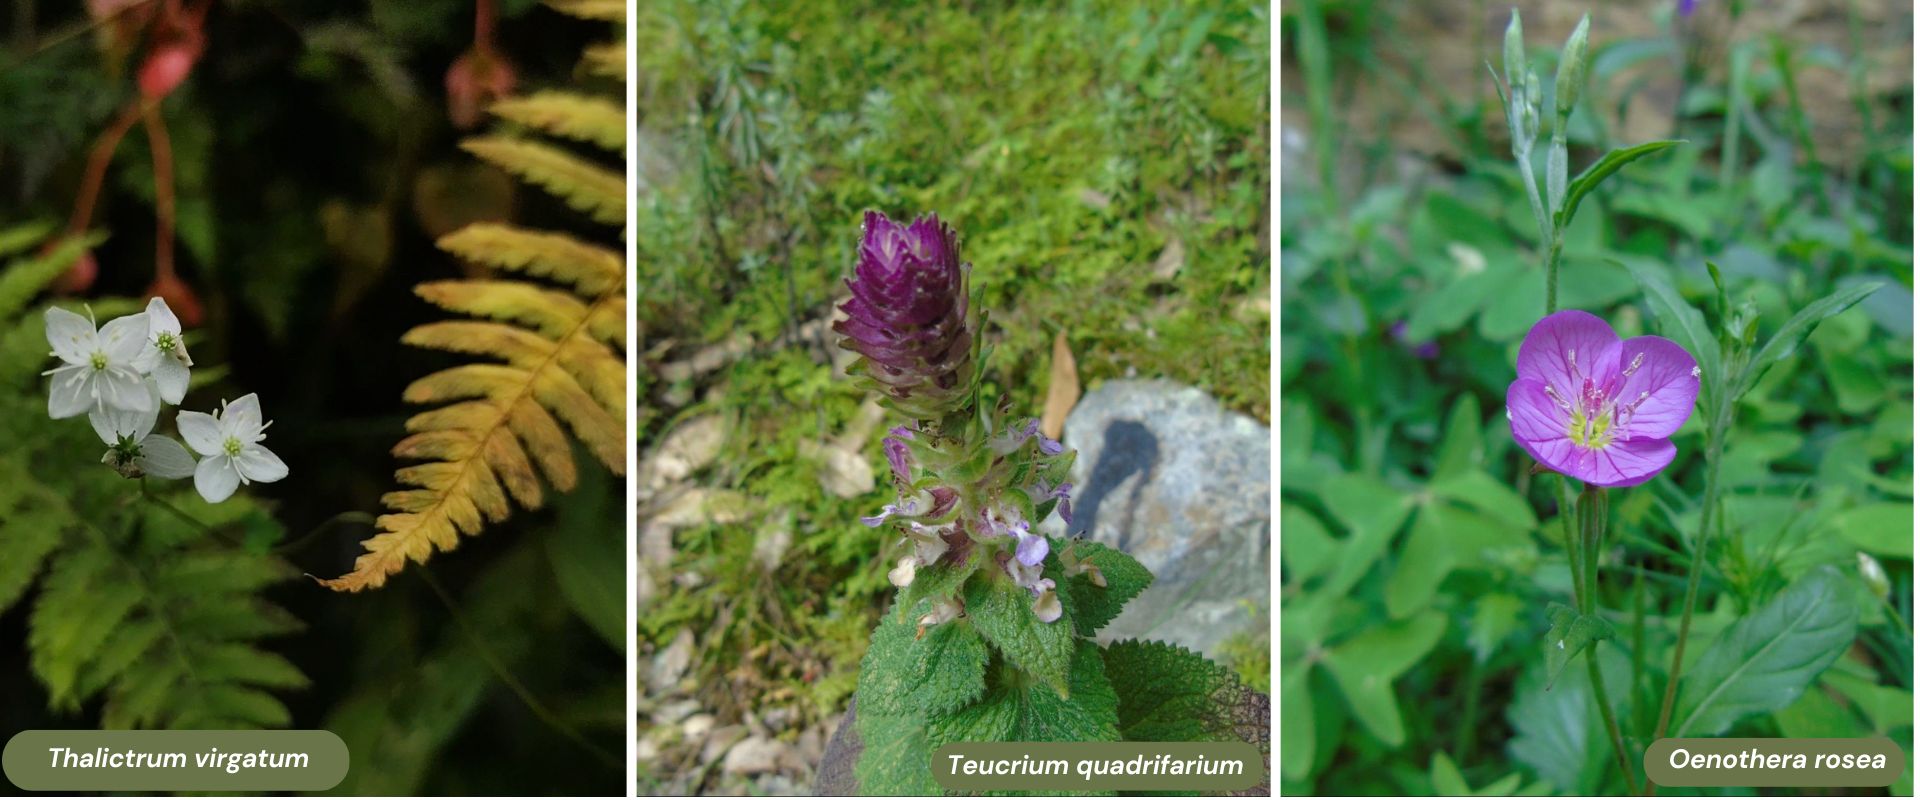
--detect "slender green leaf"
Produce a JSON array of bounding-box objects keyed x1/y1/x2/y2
[
  {"x1": 1617, "y1": 256, "x2": 1723, "y2": 401},
  {"x1": 1741, "y1": 282, "x2": 1883, "y2": 396},
  {"x1": 1554, "y1": 140, "x2": 1683, "y2": 228},
  {"x1": 1674, "y1": 567, "x2": 1856, "y2": 736}
]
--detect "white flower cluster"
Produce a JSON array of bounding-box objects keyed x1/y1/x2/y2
[{"x1": 43, "y1": 298, "x2": 286, "y2": 503}]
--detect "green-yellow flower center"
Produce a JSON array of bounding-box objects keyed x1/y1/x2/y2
[
  {"x1": 1567, "y1": 406, "x2": 1614, "y2": 450},
  {"x1": 155, "y1": 332, "x2": 178, "y2": 352},
  {"x1": 222, "y1": 436, "x2": 244, "y2": 457},
  {"x1": 89, "y1": 351, "x2": 108, "y2": 371}
]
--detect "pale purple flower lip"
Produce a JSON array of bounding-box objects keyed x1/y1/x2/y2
[{"x1": 1506, "y1": 309, "x2": 1700, "y2": 488}]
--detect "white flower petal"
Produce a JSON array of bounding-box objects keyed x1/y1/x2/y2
[
  {"x1": 99, "y1": 313, "x2": 149, "y2": 364},
  {"x1": 43, "y1": 307, "x2": 97, "y2": 364},
  {"x1": 137, "y1": 436, "x2": 198, "y2": 480},
  {"x1": 151, "y1": 358, "x2": 189, "y2": 405},
  {"x1": 235, "y1": 443, "x2": 288, "y2": 483},
  {"x1": 88, "y1": 407, "x2": 120, "y2": 444},
  {"x1": 47, "y1": 370, "x2": 92, "y2": 419},
  {"x1": 194, "y1": 456, "x2": 240, "y2": 503},
  {"x1": 176, "y1": 410, "x2": 224, "y2": 455},
  {"x1": 144, "y1": 297, "x2": 181, "y2": 336},
  {"x1": 98, "y1": 368, "x2": 154, "y2": 414},
  {"x1": 223, "y1": 393, "x2": 264, "y2": 440}
]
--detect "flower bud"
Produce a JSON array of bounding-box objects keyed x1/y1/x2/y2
[
  {"x1": 1858, "y1": 552, "x2": 1891, "y2": 599},
  {"x1": 833, "y1": 212, "x2": 976, "y2": 422},
  {"x1": 138, "y1": 40, "x2": 200, "y2": 100},
  {"x1": 1554, "y1": 15, "x2": 1591, "y2": 119},
  {"x1": 446, "y1": 47, "x2": 518, "y2": 129},
  {"x1": 1502, "y1": 10, "x2": 1526, "y2": 91},
  {"x1": 49, "y1": 245, "x2": 98, "y2": 295}
]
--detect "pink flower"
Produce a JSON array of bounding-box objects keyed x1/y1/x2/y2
[{"x1": 1506, "y1": 310, "x2": 1700, "y2": 487}]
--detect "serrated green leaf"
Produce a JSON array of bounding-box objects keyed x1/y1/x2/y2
[
  {"x1": 965, "y1": 564, "x2": 1077, "y2": 697},
  {"x1": 0, "y1": 503, "x2": 65, "y2": 616},
  {"x1": 1102, "y1": 639, "x2": 1266, "y2": 746},
  {"x1": 1675, "y1": 566, "x2": 1856, "y2": 736},
  {"x1": 853, "y1": 708, "x2": 941, "y2": 795},
  {"x1": 1057, "y1": 538, "x2": 1152, "y2": 636},
  {"x1": 857, "y1": 597, "x2": 989, "y2": 718},
  {"x1": 1542, "y1": 602, "x2": 1613, "y2": 689},
  {"x1": 900, "y1": 547, "x2": 982, "y2": 614},
  {"x1": 1554, "y1": 140, "x2": 1683, "y2": 229},
  {"x1": 1617, "y1": 257, "x2": 1723, "y2": 403},
  {"x1": 927, "y1": 639, "x2": 1119, "y2": 746},
  {"x1": 1322, "y1": 610, "x2": 1445, "y2": 745},
  {"x1": 1741, "y1": 282, "x2": 1882, "y2": 396},
  {"x1": 1507, "y1": 645, "x2": 1630, "y2": 794}
]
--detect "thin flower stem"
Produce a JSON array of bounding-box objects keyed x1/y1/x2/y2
[
  {"x1": 1648, "y1": 416, "x2": 1727, "y2": 794},
  {"x1": 1878, "y1": 593, "x2": 1913, "y2": 640},
  {"x1": 1581, "y1": 486, "x2": 1639, "y2": 794},
  {"x1": 139, "y1": 478, "x2": 242, "y2": 548},
  {"x1": 416, "y1": 565, "x2": 621, "y2": 771},
  {"x1": 1543, "y1": 233, "x2": 1564, "y2": 314}
]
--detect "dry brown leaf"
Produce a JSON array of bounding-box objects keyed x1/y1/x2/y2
[{"x1": 1041, "y1": 330, "x2": 1079, "y2": 440}]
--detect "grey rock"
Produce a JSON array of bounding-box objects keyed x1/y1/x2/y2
[
  {"x1": 722, "y1": 735, "x2": 790, "y2": 776},
  {"x1": 1056, "y1": 379, "x2": 1270, "y2": 659}
]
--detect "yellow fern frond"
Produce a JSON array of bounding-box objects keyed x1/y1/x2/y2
[
  {"x1": 489, "y1": 92, "x2": 624, "y2": 152},
  {"x1": 438, "y1": 224, "x2": 622, "y2": 295},
  {"x1": 582, "y1": 42, "x2": 626, "y2": 79},
  {"x1": 462, "y1": 137, "x2": 624, "y2": 225},
  {"x1": 326, "y1": 10, "x2": 628, "y2": 593},
  {"x1": 546, "y1": 0, "x2": 624, "y2": 23}
]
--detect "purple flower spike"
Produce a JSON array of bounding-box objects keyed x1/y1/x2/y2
[
  {"x1": 833, "y1": 212, "x2": 976, "y2": 421},
  {"x1": 1507, "y1": 310, "x2": 1700, "y2": 488}
]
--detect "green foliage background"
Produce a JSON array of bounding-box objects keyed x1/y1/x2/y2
[
  {"x1": 634, "y1": 0, "x2": 1269, "y2": 790},
  {"x1": 0, "y1": 1, "x2": 623, "y2": 794},
  {"x1": 1281, "y1": 1, "x2": 1913, "y2": 796}
]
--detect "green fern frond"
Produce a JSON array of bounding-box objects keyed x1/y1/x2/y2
[
  {"x1": 0, "y1": 232, "x2": 103, "y2": 322},
  {"x1": 490, "y1": 92, "x2": 625, "y2": 151},
  {"x1": 462, "y1": 137, "x2": 624, "y2": 225},
  {"x1": 325, "y1": 16, "x2": 628, "y2": 592}
]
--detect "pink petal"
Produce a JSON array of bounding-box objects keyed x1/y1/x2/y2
[
  {"x1": 1507, "y1": 378, "x2": 1571, "y2": 443},
  {"x1": 1586, "y1": 437, "x2": 1677, "y2": 488},
  {"x1": 1516, "y1": 310, "x2": 1623, "y2": 403},
  {"x1": 1613, "y1": 336, "x2": 1700, "y2": 440}
]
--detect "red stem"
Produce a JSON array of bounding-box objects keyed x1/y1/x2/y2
[
  {"x1": 67, "y1": 101, "x2": 145, "y2": 236},
  {"x1": 141, "y1": 101, "x2": 176, "y2": 282},
  {"x1": 475, "y1": 0, "x2": 496, "y2": 46}
]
